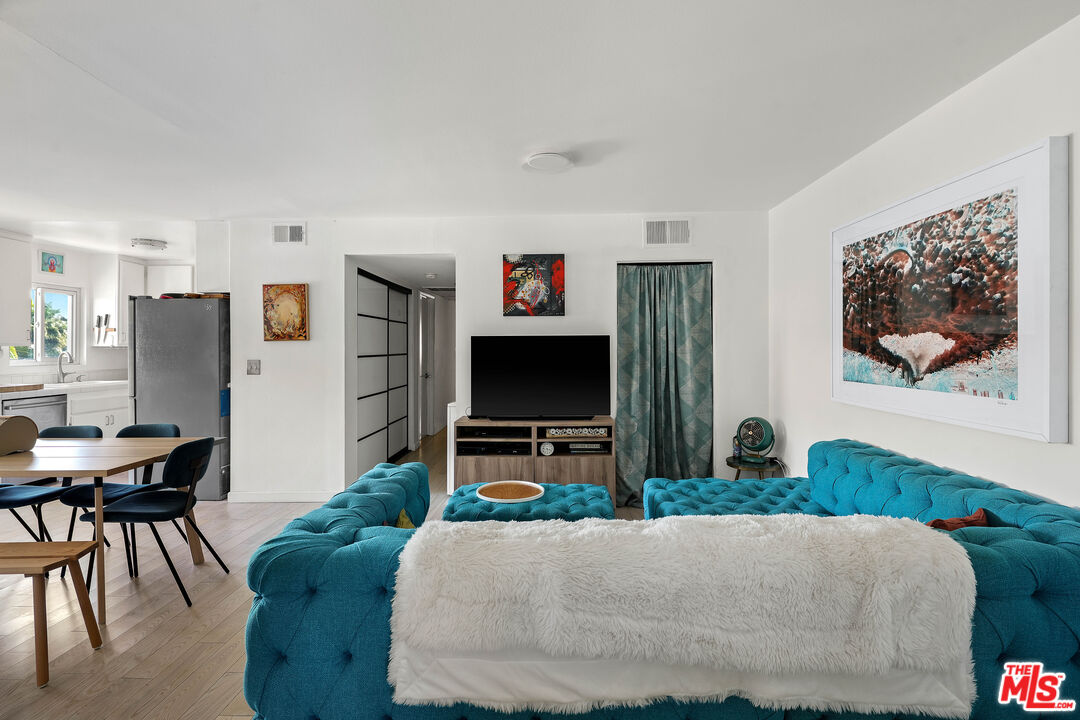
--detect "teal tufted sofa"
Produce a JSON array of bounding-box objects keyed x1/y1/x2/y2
[
  {"x1": 645, "y1": 439, "x2": 1080, "y2": 720},
  {"x1": 247, "y1": 444, "x2": 1080, "y2": 720}
]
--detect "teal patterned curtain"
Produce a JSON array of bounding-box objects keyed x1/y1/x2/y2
[{"x1": 615, "y1": 263, "x2": 713, "y2": 506}]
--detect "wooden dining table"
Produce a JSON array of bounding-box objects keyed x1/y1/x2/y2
[{"x1": 0, "y1": 437, "x2": 216, "y2": 624}]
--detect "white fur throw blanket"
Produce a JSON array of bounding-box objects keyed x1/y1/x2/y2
[{"x1": 390, "y1": 515, "x2": 975, "y2": 716}]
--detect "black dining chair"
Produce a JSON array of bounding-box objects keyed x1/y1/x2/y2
[
  {"x1": 0, "y1": 483, "x2": 69, "y2": 541},
  {"x1": 0, "y1": 425, "x2": 104, "y2": 543},
  {"x1": 58, "y1": 423, "x2": 181, "y2": 577},
  {"x1": 78, "y1": 437, "x2": 228, "y2": 606}
]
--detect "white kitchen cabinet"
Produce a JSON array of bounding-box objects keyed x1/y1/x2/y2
[
  {"x1": 0, "y1": 233, "x2": 32, "y2": 347},
  {"x1": 68, "y1": 390, "x2": 130, "y2": 438},
  {"x1": 145, "y1": 265, "x2": 193, "y2": 298},
  {"x1": 116, "y1": 259, "x2": 146, "y2": 347},
  {"x1": 89, "y1": 253, "x2": 119, "y2": 347}
]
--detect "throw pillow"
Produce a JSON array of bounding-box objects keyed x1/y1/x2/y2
[
  {"x1": 926, "y1": 508, "x2": 990, "y2": 531},
  {"x1": 395, "y1": 509, "x2": 416, "y2": 529}
]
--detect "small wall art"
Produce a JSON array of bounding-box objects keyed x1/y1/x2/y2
[
  {"x1": 503, "y1": 254, "x2": 564, "y2": 316},
  {"x1": 263, "y1": 283, "x2": 309, "y2": 340},
  {"x1": 40, "y1": 251, "x2": 64, "y2": 274}
]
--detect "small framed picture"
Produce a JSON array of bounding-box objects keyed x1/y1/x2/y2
[
  {"x1": 263, "y1": 283, "x2": 309, "y2": 341},
  {"x1": 40, "y1": 251, "x2": 64, "y2": 274}
]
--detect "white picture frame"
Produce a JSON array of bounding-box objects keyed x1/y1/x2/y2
[{"x1": 831, "y1": 137, "x2": 1068, "y2": 442}]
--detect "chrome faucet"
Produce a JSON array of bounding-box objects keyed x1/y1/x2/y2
[{"x1": 57, "y1": 351, "x2": 74, "y2": 383}]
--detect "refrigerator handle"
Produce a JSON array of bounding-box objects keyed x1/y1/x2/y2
[{"x1": 127, "y1": 296, "x2": 136, "y2": 402}]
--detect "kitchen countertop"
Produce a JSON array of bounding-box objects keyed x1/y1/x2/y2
[{"x1": 0, "y1": 380, "x2": 128, "y2": 402}]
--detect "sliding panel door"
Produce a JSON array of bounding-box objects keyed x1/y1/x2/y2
[
  {"x1": 356, "y1": 269, "x2": 411, "y2": 473},
  {"x1": 386, "y1": 287, "x2": 409, "y2": 458}
]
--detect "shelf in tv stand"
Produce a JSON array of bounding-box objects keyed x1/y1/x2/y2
[
  {"x1": 456, "y1": 437, "x2": 531, "y2": 443},
  {"x1": 453, "y1": 416, "x2": 615, "y2": 505}
]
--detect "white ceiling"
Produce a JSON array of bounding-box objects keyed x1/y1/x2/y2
[
  {"x1": 352, "y1": 254, "x2": 457, "y2": 292},
  {"x1": 1, "y1": 1, "x2": 1077, "y2": 224},
  {"x1": 29, "y1": 220, "x2": 196, "y2": 262}
]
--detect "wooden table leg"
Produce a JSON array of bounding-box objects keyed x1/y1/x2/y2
[
  {"x1": 67, "y1": 559, "x2": 102, "y2": 649},
  {"x1": 184, "y1": 511, "x2": 205, "y2": 566},
  {"x1": 32, "y1": 574, "x2": 48, "y2": 687},
  {"x1": 94, "y1": 477, "x2": 106, "y2": 625}
]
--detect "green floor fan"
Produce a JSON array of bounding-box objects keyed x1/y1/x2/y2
[{"x1": 735, "y1": 417, "x2": 774, "y2": 464}]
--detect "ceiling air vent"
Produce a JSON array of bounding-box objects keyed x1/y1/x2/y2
[
  {"x1": 643, "y1": 218, "x2": 691, "y2": 247},
  {"x1": 272, "y1": 222, "x2": 307, "y2": 245}
]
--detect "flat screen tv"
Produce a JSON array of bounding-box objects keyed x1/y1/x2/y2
[{"x1": 471, "y1": 335, "x2": 610, "y2": 419}]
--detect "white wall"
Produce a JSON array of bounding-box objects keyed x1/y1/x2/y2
[
  {"x1": 229, "y1": 212, "x2": 768, "y2": 501},
  {"x1": 195, "y1": 220, "x2": 230, "y2": 292},
  {"x1": 769, "y1": 16, "x2": 1080, "y2": 506},
  {"x1": 0, "y1": 242, "x2": 127, "y2": 384}
]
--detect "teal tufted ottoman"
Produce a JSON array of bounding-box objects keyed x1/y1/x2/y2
[
  {"x1": 644, "y1": 476, "x2": 830, "y2": 519},
  {"x1": 443, "y1": 482, "x2": 615, "y2": 521}
]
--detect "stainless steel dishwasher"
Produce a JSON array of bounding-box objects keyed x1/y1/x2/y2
[{"x1": 1, "y1": 394, "x2": 67, "y2": 484}]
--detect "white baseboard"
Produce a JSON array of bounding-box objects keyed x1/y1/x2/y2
[{"x1": 227, "y1": 490, "x2": 334, "y2": 503}]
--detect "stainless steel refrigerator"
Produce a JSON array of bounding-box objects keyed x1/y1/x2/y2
[{"x1": 128, "y1": 297, "x2": 230, "y2": 500}]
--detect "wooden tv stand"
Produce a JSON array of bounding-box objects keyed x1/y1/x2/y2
[{"x1": 453, "y1": 416, "x2": 616, "y2": 503}]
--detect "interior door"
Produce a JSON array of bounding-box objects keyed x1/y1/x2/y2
[{"x1": 419, "y1": 295, "x2": 435, "y2": 437}]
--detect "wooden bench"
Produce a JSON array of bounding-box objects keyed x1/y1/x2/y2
[{"x1": 0, "y1": 541, "x2": 103, "y2": 687}]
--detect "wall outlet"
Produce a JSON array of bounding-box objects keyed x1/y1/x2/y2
[{"x1": 247, "y1": 359, "x2": 261, "y2": 375}]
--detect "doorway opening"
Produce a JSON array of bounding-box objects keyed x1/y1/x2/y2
[{"x1": 346, "y1": 254, "x2": 456, "y2": 491}]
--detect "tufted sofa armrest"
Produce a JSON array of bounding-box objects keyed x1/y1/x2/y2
[
  {"x1": 245, "y1": 462, "x2": 429, "y2": 719},
  {"x1": 247, "y1": 526, "x2": 411, "y2": 719},
  {"x1": 950, "y1": 524, "x2": 1080, "y2": 720}
]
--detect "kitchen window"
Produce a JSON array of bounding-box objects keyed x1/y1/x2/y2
[{"x1": 8, "y1": 285, "x2": 78, "y2": 363}]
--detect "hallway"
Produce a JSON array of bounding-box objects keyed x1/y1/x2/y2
[{"x1": 398, "y1": 428, "x2": 448, "y2": 521}]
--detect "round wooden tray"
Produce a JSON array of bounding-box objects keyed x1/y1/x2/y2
[{"x1": 475, "y1": 480, "x2": 545, "y2": 503}]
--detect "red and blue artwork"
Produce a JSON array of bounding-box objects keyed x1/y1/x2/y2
[{"x1": 503, "y1": 254, "x2": 564, "y2": 316}]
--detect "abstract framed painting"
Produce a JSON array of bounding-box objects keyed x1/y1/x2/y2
[
  {"x1": 503, "y1": 254, "x2": 565, "y2": 316},
  {"x1": 831, "y1": 137, "x2": 1068, "y2": 442},
  {"x1": 40, "y1": 251, "x2": 64, "y2": 274},
  {"x1": 263, "y1": 283, "x2": 309, "y2": 341}
]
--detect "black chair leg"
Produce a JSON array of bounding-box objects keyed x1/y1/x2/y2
[
  {"x1": 85, "y1": 529, "x2": 95, "y2": 588},
  {"x1": 9, "y1": 508, "x2": 40, "y2": 541},
  {"x1": 61, "y1": 476, "x2": 73, "y2": 487},
  {"x1": 148, "y1": 523, "x2": 191, "y2": 607},
  {"x1": 130, "y1": 524, "x2": 139, "y2": 577},
  {"x1": 32, "y1": 505, "x2": 53, "y2": 541},
  {"x1": 65, "y1": 507, "x2": 78, "y2": 542},
  {"x1": 120, "y1": 523, "x2": 134, "y2": 578},
  {"x1": 185, "y1": 516, "x2": 229, "y2": 574},
  {"x1": 79, "y1": 508, "x2": 111, "y2": 548},
  {"x1": 60, "y1": 506, "x2": 79, "y2": 578},
  {"x1": 171, "y1": 519, "x2": 188, "y2": 543}
]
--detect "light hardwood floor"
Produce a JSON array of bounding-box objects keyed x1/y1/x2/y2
[
  {"x1": 0, "y1": 496, "x2": 319, "y2": 720},
  {"x1": 398, "y1": 428, "x2": 449, "y2": 522}
]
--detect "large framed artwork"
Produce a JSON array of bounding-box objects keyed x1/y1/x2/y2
[
  {"x1": 831, "y1": 137, "x2": 1068, "y2": 442},
  {"x1": 503, "y1": 254, "x2": 565, "y2": 316}
]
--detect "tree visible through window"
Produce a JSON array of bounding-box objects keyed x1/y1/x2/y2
[{"x1": 8, "y1": 286, "x2": 76, "y2": 362}]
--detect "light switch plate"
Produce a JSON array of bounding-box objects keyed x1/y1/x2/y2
[{"x1": 247, "y1": 359, "x2": 261, "y2": 375}]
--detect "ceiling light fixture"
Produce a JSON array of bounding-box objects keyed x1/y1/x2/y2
[
  {"x1": 131, "y1": 237, "x2": 167, "y2": 250},
  {"x1": 524, "y1": 152, "x2": 573, "y2": 172},
  {"x1": 425, "y1": 272, "x2": 439, "y2": 280}
]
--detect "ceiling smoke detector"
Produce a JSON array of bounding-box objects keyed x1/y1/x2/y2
[
  {"x1": 524, "y1": 152, "x2": 573, "y2": 172},
  {"x1": 131, "y1": 237, "x2": 167, "y2": 250}
]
